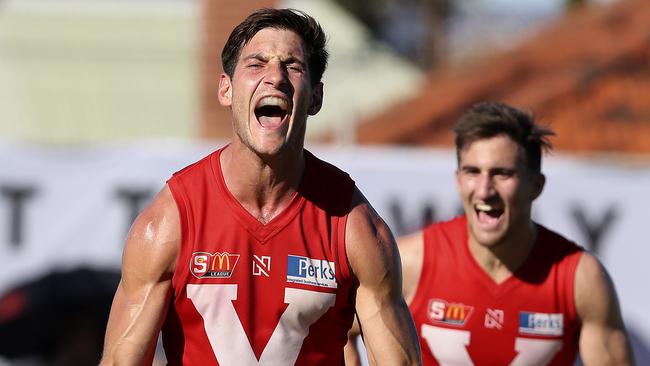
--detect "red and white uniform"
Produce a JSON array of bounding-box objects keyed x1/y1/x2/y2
[
  {"x1": 410, "y1": 216, "x2": 583, "y2": 366},
  {"x1": 162, "y1": 147, "x2": 356, "y2": 365}
]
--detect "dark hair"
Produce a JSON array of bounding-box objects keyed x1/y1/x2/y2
[
  {"x1": 221, "y1": 8, "x2": 328, "y2": 85},
  {"x1": 453, "y1": 101, "x2": 554, "y2": 173}
]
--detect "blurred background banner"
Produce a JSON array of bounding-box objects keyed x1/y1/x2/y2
[
  {"x1": 0, "y1": 142, "x2": 649, "y2": 362},
  {"x1": 1, "y1": 0, "x2": 649, "y2": 364}
]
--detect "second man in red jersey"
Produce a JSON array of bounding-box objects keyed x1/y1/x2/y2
[{"x1": 346, "y1": 102, "x2": 635, "y2": 366}]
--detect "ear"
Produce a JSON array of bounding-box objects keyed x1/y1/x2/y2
[
  {"x1": 307, "y1": 82, "x2": 323, "y2": 115},
  {"x1": 531, "y1": 173, "x2": 546, "y2": 200},
  {"x1": 454, "y1": 168, "x2": 461, "y2": 191},
  {"x1": 218, "y1": 73, "x2": 233, "y2": 107}
]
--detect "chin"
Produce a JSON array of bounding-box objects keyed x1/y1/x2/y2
[
  {"x1": 478, "y1": 237, "x2": 503, "y2": 248},
  {"x1": 470, "y1": 227, "x2": 506, "y2": 248},
  {"x1": 473, "y1": 236, "x2": 497, "y2": 248},
  {"x1": 243, "y1": 134, "x2": 283, "y2": 154},
  {"x1": 252, "y1": 146, "x2": 283, "y2": 159}
]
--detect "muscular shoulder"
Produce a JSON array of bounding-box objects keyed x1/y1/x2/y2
[
  {"x1": 123, "y1": 185, "x2": 180, "y2": 278},
  {"x1": 345, "y1": 188, "x2": 399, "y2": 286},
  {"x1": 101, "y1": 185, "x2": 180, "y2": 365},
  {"x1": 574, "y1": 251, "x2": 614, "y2": 320},
  {"x1": 344, "y1": 189, "x2": 423, "y2": 366},
  {"x1": 345, "y1": 188, "x2": 380, "y2": 235}
]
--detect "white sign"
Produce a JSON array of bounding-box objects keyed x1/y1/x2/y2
[{"x1": 0, "y1": 141, "x2": 648, "y2": 361}]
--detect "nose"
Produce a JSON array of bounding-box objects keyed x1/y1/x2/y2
[
  {"x1": 475, "y1": 173, "x2": 495, "y2": 200},
  {"x1": 264, "y1": 61, "x2": 289, "y2": 89}
]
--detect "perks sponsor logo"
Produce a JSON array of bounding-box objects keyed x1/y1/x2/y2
[
  {"x1": 519, "y1": 312, "x2": 563, "y2": 336},
  {"x1": 427, "y1": 299, "x2": 473, "y2": 326},
  {"x1": 286, "y1": 255, "x2": 337, "y2": 289},
  {"x1": 190, "y1": 252, "x2": 240, "y2": 279}
]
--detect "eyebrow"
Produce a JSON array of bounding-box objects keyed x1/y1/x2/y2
[
  {"x1": 459, "y1": 164, "x2": 517, "y2": 173},
  {"x1": 459, "y1": 165, "x2": 479, "y2": 171},
  {"x1": 243, "y1": 53, "x2": 267, "y2": 63},
  {"x1": 243, "y1": 53, "x2": 306, "y2": 67}
]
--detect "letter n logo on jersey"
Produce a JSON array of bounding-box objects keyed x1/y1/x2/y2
[
  {"x1": 190, "y1": 252, "x2": 240, "y2": 279},
  {"x1": 427, "y1": 298, "x2": 473, "y2": 326}
]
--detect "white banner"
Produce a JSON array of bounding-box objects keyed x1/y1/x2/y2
[{"x1": 1, "y1": 141, "x2": 649, "y2": 360}]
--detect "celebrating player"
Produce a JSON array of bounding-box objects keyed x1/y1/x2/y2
[
  {"x1": 100, "y1": 8, "x2": 421, "y2": 366},
  {"x1": 346, "y1": 102, "x2": 635, "y2": 365}
]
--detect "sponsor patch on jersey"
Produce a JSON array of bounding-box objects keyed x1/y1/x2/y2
[
  {"x1": 519, "y1": 312, "x2": 563, "y2": 336},
  {"x1": 190, "y1": 252, "x2": 240, "y2": 279},
  {"x1": 484, "y1": 308, "x2": 505, "y2": 329},
  {"x1": 286, "y1": 255, "x2": 337, "y2": 289},
  {"x1": 427, "y1": 298, "x2": 473, "y2": 326},
  {"x1": 252, "y1": 255, "x2": 271, "y2": 277}
]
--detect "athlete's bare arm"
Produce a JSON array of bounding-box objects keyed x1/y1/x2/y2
[
  {"x1": 344, "y1": 230, "x2": 425, "y2": 365},
  {"x1": 100, "y1": 186, "x2": 179, "y2": 365},
  {"x1": 346, "y1": 188, "x2": 422, "y2": 366},
  {"x1": 575, "y1": 252, "x2": 635, "y2": 365}
]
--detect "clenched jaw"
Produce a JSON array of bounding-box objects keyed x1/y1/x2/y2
[
  {"x1": 474, "y1": 202, "x2": 504, "y2": 230},
  {"x1": 254, "y1": 96, "x2": 290, "y2": 129}
]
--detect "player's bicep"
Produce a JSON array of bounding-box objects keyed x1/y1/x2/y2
[
  {"x1": 101, "y1": 186, "x2": 179, "y2": 365},
  {"x1": 346, "y1": 191, "x2": 402, "y2": 314},
  {"x1": 349, "y1": 229, "x2": 401, "y2": 297},
  {"x1": 575, "y1": 252, "x2": 635, "y2": 366},
  {"x1": 345, "y1": 189, "x2": 420, "y2": 365}
]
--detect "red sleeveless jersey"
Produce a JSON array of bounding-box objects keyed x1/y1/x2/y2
[
  {"x1": 410, "y1": 216, "x2": 583, "y2": 366},
  {"x1": 163, "y1": 147, "x2": 356, "y2": 365}
]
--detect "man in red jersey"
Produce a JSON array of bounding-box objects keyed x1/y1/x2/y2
[
  {"x1": 100, "y1": 8, "x2": 421, "y2": 366},
  {"x1": 346, "y1": 102, "x2": 635, "y2": 365}
]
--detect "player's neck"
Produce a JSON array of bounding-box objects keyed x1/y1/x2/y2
[
  {"x1": 469, "y1": 222, "x2": 537, "y2": 284},
  {"x1": 220, "y1": 143, "x2": 305, "y2": 224}
]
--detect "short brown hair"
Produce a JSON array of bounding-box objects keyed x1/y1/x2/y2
[
  {"x1": 453, "y1": 102, "x2": 554, "y2": 173},
  {"x1": 221, "y1": 8, "x2": 328, "y2": 86}
]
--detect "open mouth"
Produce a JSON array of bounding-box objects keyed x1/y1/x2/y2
[
  {"x1": 254, "y1": 96, "x2": 289, "y2": 129},
  {"x1": 474, "y1": 203, "x2": 504, "y2": 228}
]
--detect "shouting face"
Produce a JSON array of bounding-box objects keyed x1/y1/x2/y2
[
  {"x1": 218, "y1": 28, "x2": 323, "y2": 158},
  {"x1": 456, "y1": 135, "x2": 545, "y2": 249}
]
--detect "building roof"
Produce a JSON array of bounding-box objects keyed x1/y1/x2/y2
[{"x1": 356, "y1": 0, "x2": 650, "y2": 155}]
